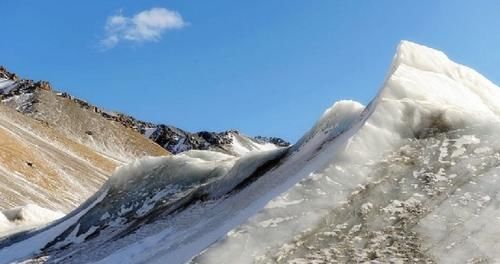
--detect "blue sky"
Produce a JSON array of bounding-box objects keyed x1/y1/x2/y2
[{"x1": 1, "y1": 1, "x2": 500, "y2": 142}]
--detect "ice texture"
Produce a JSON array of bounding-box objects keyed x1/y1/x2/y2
[{"x1": 193, "y1": 41, "x2": 500, "y2": 263}]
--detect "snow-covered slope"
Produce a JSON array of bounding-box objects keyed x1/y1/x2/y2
[
  {"x1": 145, "y1": 125, "x2": 288, "y2": 156},
  {"x1": 0, "y1": 205, "x2": 64, "y2": 238},
  {"x1": 3, "y1": 41, "x2": 500, "y2": 264}
]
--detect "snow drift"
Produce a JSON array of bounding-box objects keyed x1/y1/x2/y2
[
  {"x1": 2, "y1": 41, "x2": 500, "y2": 264},
  {"x1": 0, "y1": 205, "x2": 64, "y2": 238}
]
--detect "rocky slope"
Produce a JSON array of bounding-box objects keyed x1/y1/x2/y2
[
  {"x1": 144, "y1": 125, "x2": 288, "y2": 155},
  {"x1": 3, "y1": 41, "x2": 500, "y2": 264},
  {"x1": 1, "y1": 66, "x2": 289, "y2": 158},
  {"x1": 0, "y1": 67, "x2": 169, "y2": 163},
  {"x1": 54, "y1": 92, "x2": 290, "y2": 156}
]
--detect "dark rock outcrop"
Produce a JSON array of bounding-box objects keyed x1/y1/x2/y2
[{"x1": 254, "y1": 136, "x2": 290, "y2": 147}]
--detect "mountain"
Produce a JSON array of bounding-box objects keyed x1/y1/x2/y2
[
  {"x1": 0, "y1": 67, "x2": 287, "y2": 237},
  {"x1": 0, "y1": 66, "x2": 289, "y2": 158},
  {"x1": 0, "y1": 67, "x2": 169, "y2": 163},
  {"x1": 0, "y1": 67, "x2": 169, "y2": 216},
  {"x1": 144, "y1": 125, "x2": 288, "y2": 155},
  {"x1": 3, "y1": 41, "x2": 499, "y2": 264}
]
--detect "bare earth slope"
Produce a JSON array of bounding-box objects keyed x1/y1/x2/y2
[
  {"x1": 0, "y1": 69, "x2": 169, "y2": 212},
  {"x1": 1, "y1": 66, "x2": 286, "y2": 159},
  {"x1": 0, "y1": 104, "x2": 114, "y2": 212},
  {"x1": 0, "y1": 78, "x2": 169, "y2": 163},
  {"x1": 28, "y1": 89, "x2": 168, "y2": 163}
]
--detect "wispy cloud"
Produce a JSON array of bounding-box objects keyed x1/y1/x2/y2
[{"x1": 100, "y1": 7, "x2": 186, "y2": 49}]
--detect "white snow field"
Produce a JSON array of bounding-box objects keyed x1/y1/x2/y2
[
  {"x1": 0, "y1": 205, "x2": 64, "y2": 238},
  {"x1": 2, "y1": 41, "x2": 500, "y2": 264},
  {"x1": 230, "y1": 133, "x2": 279, "y2": 156}
]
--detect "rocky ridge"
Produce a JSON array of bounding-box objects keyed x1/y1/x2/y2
[{"x1": 0, "y1": 66, "x2": 290, "y2": 156}]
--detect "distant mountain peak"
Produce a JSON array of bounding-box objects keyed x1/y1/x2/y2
[{"x1": 0, "y1": 66, "x2": 18, "y2": 81}]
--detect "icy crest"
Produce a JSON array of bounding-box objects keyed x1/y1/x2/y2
[
  {"x1": 295, "y1": 100, "x2": 364, "y2": 151},
  {"x1": 387, "y1": 41, "x2": 500, "y2": 115},
  {"x1": 194, "y1": 41, "x2": 500, "y2": 263},
  {"x1": 346, "y1": 40, "x2": 500, "y2": 161}
]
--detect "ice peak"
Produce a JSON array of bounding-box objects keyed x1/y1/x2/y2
[
  {"x1": 390, "y1": 40, "x2": 450, "y2": 77},
  {"x1": 377, "y1": 40, "x2": 500, "y2": 119},
  {"x1": 396, "y1": 40, "x2": 446, "y2": 59}
]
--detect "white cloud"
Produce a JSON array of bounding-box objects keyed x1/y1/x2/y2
[{"x1": 100, "y1": 7, "x2": 186, "y2": 49}]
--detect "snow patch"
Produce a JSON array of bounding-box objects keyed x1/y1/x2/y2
[{"x1": 0, "y1": 204, "x2": 64, "y2": 238}]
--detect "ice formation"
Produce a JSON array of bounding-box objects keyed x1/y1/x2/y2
[
  {"x1": 194, "y1": 41, "x2": 500, "y2": 263},
  {"x1": 2, "y1": 41, "x2": 500, "y2": 264}
]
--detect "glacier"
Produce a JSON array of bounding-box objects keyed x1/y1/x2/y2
[{"x1": 2, "y1": 41, "x2": 500, "y2": 264}]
